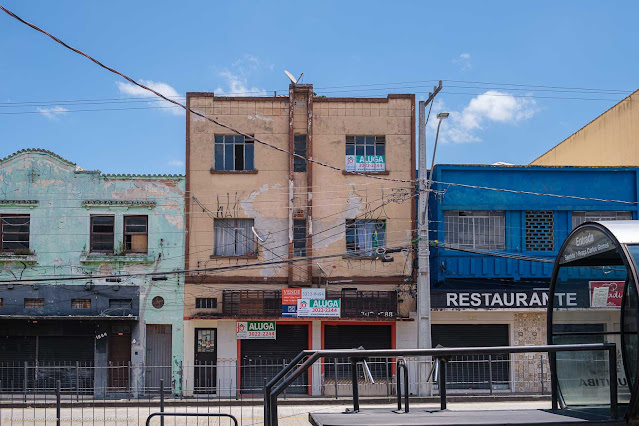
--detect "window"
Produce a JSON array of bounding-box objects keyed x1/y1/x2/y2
[
  {"x1": 71, "y1": 299, "x2": 91, "y2": 309},
  {"x1": 109, "y1": 299, "x2": 132, "y2": 309},
  {"x1": 293, "y1": 135, "x2": 307, "y2": 172},
  {"x1": 124, "y1": 216, "x2": 148, "y2": 253},
  {"x1": 346, "y1": 136, "x2": 385, "y2": 157},
  {"x1": 91, "y1": 215, "x2": 114, "y2": 252},
  {"x1": 525, "y1": 211, "x2": 554, "y2": 252},
  {"x1": 1, "y1": 214, "x2": 30, "y2": 252},
  {"x1": 293, "y1": 219, "x2": 306, "y2": 256},
  {"x1": 152, "y1": 296, "x2": 165, "y2": 309},
  {"x1": 444, "y1": 211, "x2": 505, "y2": 250},
  {"x1": 214, "y1": 135, "x2": 254, "y2": 171},
  {"x1": 213, "y1": 219, "x2": 256, "y2": 256},
  {"x1": 25, "y1": 298, "x2": 44, "y2": 308},
  {"x1": 572, "y1": 211, "x2": 632, "y2": 229},
  {"x1": 346, "y1": 220, "x2": 386, "y2": 257},
  {"x1": 195, "y1": 298, "x2": 218, "y2": 309}
]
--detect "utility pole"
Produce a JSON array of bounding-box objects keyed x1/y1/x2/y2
[{"x1": 417, "y1": 81, "x2": 442, "y2": 396}]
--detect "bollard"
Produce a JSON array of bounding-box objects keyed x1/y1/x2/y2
[
  {"x1": 160, "y1": 378, "x2": 165, "y2": 426},
  {"x1": 56, "y1": 380, "x2": 61, "y2": 426}
]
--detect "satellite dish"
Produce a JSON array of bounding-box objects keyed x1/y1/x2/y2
[{"x1": 284, "y1": 70, "x2": 297, "y2": 84}]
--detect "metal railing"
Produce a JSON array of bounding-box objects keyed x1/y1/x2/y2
[{"x1": 263, "y1": 343, "x2": 619, "y2": 426}]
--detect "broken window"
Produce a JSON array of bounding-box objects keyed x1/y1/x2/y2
[
  {"x1": 90, "y1": 215, "x2": 115, "y2": 252},
  {"x1": 214, "y1": 135, "x2": 255, "y2": 171},
  {"x1": 213, "y1": 219, "x2": 256, "y2": 256},
  {"x1": 1, "y1": 214, "x2": 30, "y2": 253},
  {"x1": 293, "y1": 219, "x2": 307, "y2": 256},
  {"x1": 293, "y1": 134, "x2": 307, "y2": 172},
  {"x1": 345, "y1": 220, "x2": 386, "y2": 257},
  {"x1": 124, "y1": 216, "x2": 148, "y2": 253},
  {"x1": 71, "y1": 299, "x2": 91, "y2": 309}
]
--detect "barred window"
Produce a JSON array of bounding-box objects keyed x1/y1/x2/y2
[
  {"x1": 25, "y1": 298, "x2": 44, "y2": 308},
  {"x1": 572, "y1": 211, "x2": 632, "y2": 229},
  {"x1": 444, "y1": 211, "x2": 505, "y2": 250},
  {"x1": 214, "y1": 135, "x2": 254, "y2": 171},
  {"x1": 71, "y1": 299, "x2": 91, "y2": 309},
  {"x1": 196, "y1": 298, "x2": 217, "y2": 309},
  {"x1": 293, "y1": 135, "x2": 307, "y2": 172},
  {"x1": 1, "y1": 214, "x2": 30, "y2": 252},
  {"x1": 214, "y1": 219, "x2": 256, "y2": 256},
  {"x1": 346, "y1": 220, "x2": 386, "y2": 257}
]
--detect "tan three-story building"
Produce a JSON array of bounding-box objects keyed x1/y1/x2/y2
[{"x1": 183, "y1": 83, "x2": 416, "y2": 396}]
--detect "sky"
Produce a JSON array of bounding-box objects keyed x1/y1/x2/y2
[{"x1": 1, "y1": 1, "x2": 638, "y2": 174}]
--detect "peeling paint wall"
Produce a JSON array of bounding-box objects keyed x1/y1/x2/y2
[{"x1": 0, "y1": 150, "x2": 185, "y2": 392}]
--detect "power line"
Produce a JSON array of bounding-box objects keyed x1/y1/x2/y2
[{"x1": 0, "y1": 5, "x2": 414, "y2": 184}]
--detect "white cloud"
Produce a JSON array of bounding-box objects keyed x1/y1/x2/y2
[
  {"x1": 453, "y1": 53, "x2": 472, "y2": 71},
  {"x1": 115, "y1": 79, "x2": 183, "y2": 115},
  {"x1": 37, "y1": 106, "x2": 68, "y2": 120},
  {"x1": 168, "y1": 160, "x2": 184, "y2": 167},
  {"x1": 215, "y1": 55, "x2": 267, "y2": 97},
  {"x1": 431, "y1": 91, "x2": 538, "y2": 143}
]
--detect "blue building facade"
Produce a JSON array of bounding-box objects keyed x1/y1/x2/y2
[{"x1": 427, "y1": 164, "x2": 638, "y2": 392}]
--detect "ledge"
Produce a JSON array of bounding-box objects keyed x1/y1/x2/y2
[
  {"x1": 80, "y1": 254, "x2": 155, "y2": 263},
  {"x1": 210, "y1": 255, "x2": 259, "y2": 260},
  {"x1": 209, "y1": 169, "x2": 258, "y2": 175},
  {"x1": 0, "y1": 200, "x2": 39, "y2": 207},
  {"x1": 82, "y1": 200, "x2": 156, "y2": 208},
  {"x1": 342, "y1": 171, "x2": 390, "y2": 176},
  {"x1": 0, "y1": 254, "x2": 37, "y2": 263}
]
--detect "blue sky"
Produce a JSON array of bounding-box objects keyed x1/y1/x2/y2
[{"x1": 1, "y1": 1, "x2": 638, "y2": 174}]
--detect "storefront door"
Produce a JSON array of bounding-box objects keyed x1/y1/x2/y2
[{"x1": 194, "y1": 328, "x2": 217, "y2": 393}]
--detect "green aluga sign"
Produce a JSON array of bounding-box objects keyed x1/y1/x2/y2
[
  {"x1": 236, "y1": 321, "x2": 276, "y2": 339},
  {"x1": 296, "y1": 299, "x2": 341, "y2": 317},
  {"x1": 345, "y1": 155, "x2": 386, "y2": 172}
]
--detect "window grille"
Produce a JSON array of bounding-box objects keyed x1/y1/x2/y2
[
  {"x1": 25, "y1": 298, "x2": 44, "y2": 308},
  {"x1": 293, "y1": 135, "x2": 307, "y2": 172},
  {"x1": 71, "y1": 299, "x2": 91, "y2": 309},
  {"x1": 293, "y1": 219, "x2": 306, "y2": 256},
  {"x1": 0, "y1": 215, "x2": 30, "y2": 252},
  {"x1": 345, "y1": 220, "x2": 386, "y2": 257},
  {"x1": 444, "y1": 211, "x2": 505, "y2": 250},
  {"x1": 195, "y1": 298, "x2": 218, "y2": 309},
  {"x1": 525, "y1": 211, "x2": 554, "y2": 251},
  {"x1": 572, "y1": 211, "x2": 632, "y2": 229},
  {"x1": 214, "y1": 219, "x2": 256, "y2": 256},
  {"x1": 214, "y1": 135, "x2": 255, "y2": 171}
]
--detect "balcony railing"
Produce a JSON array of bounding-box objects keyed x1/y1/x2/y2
[{"x1": 222, "y1": 289, "x2": 399, "y2": 318}]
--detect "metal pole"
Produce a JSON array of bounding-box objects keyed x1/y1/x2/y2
[
  {"x1": 23, "y1": 361, "x2": 27, "y2": 402},
  {"x1": 56, "y1": 379, "x2": 61, "y2": 426},
  {"x1": 608, "y1": 346, "x2": 618, "y2": 420},
  {"x1": 333, "y1": 358, "x2": 338, "y2": 399},
  {"x1": 417, "y1": 81, "x2": 442, "y2": 396},
  {"x1": 488, "y1": 355, "x2": 493, "y2": 395},
  {"x1": 540, "y1": 355, "x2": 545, "y2": 394},
  {"x1": 350, "y1": 360, "x2": 360, "y2": 412},
  {"x1": 439, "y1": 359, "x2": 447, "y2": 411},
  {"x1": 160, "y1": 378, "x2": 165, "y2": 426},
  {"x1": 550, "y1": 352, "x2": 558, "y2": 410},
  {"x1": 76, "y1": 361, "x2": 80, "y2": 402}
]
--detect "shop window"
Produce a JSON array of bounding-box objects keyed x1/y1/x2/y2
[
  {"x1": 525, "y1": 211, "x2": 554, "y2": 252},
  {"x1": 444, "y1": 211, "x2": 505, "y2": 250},
  {"x1": 213, "y1": 219, "x2": 256, "y2": 256},
  {"x1": 124, "y1": 216, "x2": 148, "y2": 253},
  {"x1": 293, "y1": 135, "x2": 307, "y2": 172},
  {"x1": 71, "y1": 299, "x2": 91, "y2": 309},
  {"x1": 90, "y1": 215, "x2": 114, "y2": 252},
  {"x1": 25, "y1": 298, "x2": 44, "y2": 308},
  {"x1": 345, "y1": 219, "x2": 386, "y2": 257},
  {"x1": 572, "y1": 211, "x2": 632, "y2": 229},
  {"x1": 214, "y1": 135, "x2": 254, "y2": 171},
  {"x1": 1, "y1": 214, "x2": 30, "y2": 253},
  {"x1": 195, "y1": 298, "x2": 217, "y2": 309},
  {"x1": 293, "y1": 219, "x2": 306, "y2": 256}
]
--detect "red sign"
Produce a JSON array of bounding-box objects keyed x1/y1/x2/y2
[
  {"x1": 589, "y1": 281, "x2": 624, "y2": 308},
  {"x1": 282, "y1": 288, "x2": 302, "y2": 305}
]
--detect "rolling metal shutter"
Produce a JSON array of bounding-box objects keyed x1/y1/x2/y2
[
  {"x1": 240, "y1": 324, "x2": 308, "y2": 394},
  {"x1": 432, "y1": 324, "x2": 509, "y2": 390},
  {"x1": 324, "y1": 325, "x2": 392, "y2": 380}
]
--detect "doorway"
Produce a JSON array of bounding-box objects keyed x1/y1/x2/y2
[{"x1": 194, "y1": 328, "x2": 217, "y2": 393}]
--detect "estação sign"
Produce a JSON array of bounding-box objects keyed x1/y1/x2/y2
[
  {"x1": 297, "y1": 299, "x2": 341, "y2": 317},
  {"x1": 345, "y1": 155, "x2": 386, "y2": 172},
  {"x1": 236, "y1": 321, "x2": 276, "y2": 339}
]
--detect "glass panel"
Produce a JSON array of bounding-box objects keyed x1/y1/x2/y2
[
  {"x1": 375, "y1": 144, "x2": 385, "y2": 157},
  {"x1": 125, "y1": 216, "x2": 147, "y2": 233},
  {"x1": 224, "y1": 144, "x2": 234, "y2": 171},
  {"x1": 214, "y1": 144, "x2": 224, "y2": 171},
  {"x1": 365, "y1": 145, "x2": 375, "y2": 156},
  {"x1": 355, "y1": 145, "x2": 364, "y2": 156},
  {"x1": 245, "y1": 143, "x2": 254, "y2": 171},
  {"x1": 345, "y1": 144, "x2": 354, "y2": 155},
  {"x1": 624, "y1": 245, "x2": 639, "y2": 391}
]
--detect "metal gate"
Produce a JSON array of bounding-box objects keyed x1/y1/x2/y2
[
  {"x1": 432, "y1": 324, "x2": 510, "y2": 390},
  {"x1": 240, "y1": 324, "x2": 308, "y2": 394},
  {"x1": 145, "y1": 324, "x2": 172, "y2": 392}
]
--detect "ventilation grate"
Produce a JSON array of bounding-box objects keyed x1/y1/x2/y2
[{"x1": 525, "y1": 211, "x2": 554, "y2": 251}]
